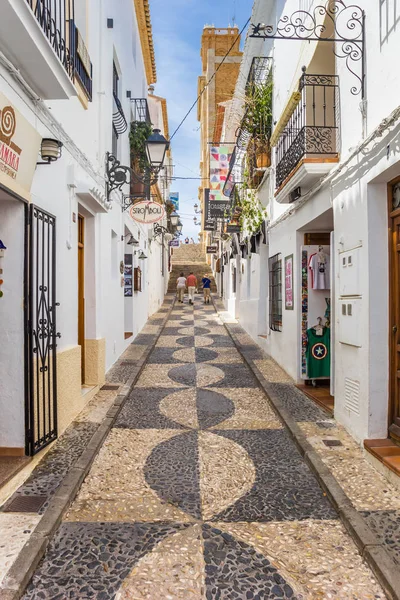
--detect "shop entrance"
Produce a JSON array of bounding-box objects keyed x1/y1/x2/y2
[
  {"x1": 297, "y1": 211, "x2": 334, "y2": 415},
  {"x1": 26, "y1": 205, "x2": 58, "y2": 455},
  {"x1": 389, "y1": 180, "x2": 400, "y2": 441}
]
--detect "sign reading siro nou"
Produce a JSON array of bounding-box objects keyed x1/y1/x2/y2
[{"x1": 130, "y1": 201, "x2": 165, "y2": 224}]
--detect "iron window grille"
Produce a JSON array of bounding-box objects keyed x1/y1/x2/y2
[
  {"x1": 269, "y1": 253, "x2": 282, "y2": 332},
  {"x1": 275, "y1": 69, "x2": 340, "y2": 189},
  {"x1": 131, "y1": 98, "x2": 151, "y2": 124}
]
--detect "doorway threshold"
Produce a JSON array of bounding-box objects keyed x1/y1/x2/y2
[
  {"x1": 0, "y1": 456, "x2": 31, "y2": 491},
  {"x1": 81, "y1": 385, "x2": 96, "y2": 397},
  {"x1": 364, "y1": 439, "x2": 400, "y2": 479},
  {"x1": 296, "y1": 383, "x2": 334, "y2": 416}
]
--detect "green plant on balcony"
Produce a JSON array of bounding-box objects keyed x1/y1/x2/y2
[
  {"x1": 241, "y1": 76, "x2": 273, "y2": 169},
  {"x1": 239, "y1": 167, "x2": 268, "y2": 236},
  {"x1": 129, "y1": 121, "x2": 152, "y2": 173}
]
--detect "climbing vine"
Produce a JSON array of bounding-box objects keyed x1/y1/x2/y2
[{"x1": 239, "y1": 167, "x2": 268, "y2": 236}]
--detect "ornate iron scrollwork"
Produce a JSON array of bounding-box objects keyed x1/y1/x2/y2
[
  {"x1": 250, "y1": 0, "x2": 364, "y2": 96},
  {"x1": 106, "y1": 152, "x2": 131, "y2": 196},
  {"x1": 153, "y1": 223, "x2": 168, "y2": 238}
]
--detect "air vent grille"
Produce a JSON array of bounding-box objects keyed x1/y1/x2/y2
[{"x1": 344, "y1": 378, "x2": 360, "y2": 415}]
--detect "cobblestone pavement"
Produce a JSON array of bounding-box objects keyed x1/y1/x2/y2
[{"x1": 23, "y1": 300, "x2": 386, "y2": 599}]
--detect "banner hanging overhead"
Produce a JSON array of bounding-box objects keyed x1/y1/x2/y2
[
  {"x1": 169, "y1": 192, "x2": 179, "y2": 210},
  {"x1": 209, "y1": 145, "x2": 232, "y2": 202}
]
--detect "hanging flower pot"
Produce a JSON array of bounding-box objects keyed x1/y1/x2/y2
[{"x1": 255, "y1": 141, "x2": 271, "y2": 169}]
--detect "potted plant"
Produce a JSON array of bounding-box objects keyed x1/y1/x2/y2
[
  {"x1": 241, "y1": 76, "x2": 273, "y2": 169},
  {"x1": 129, "y1": 121, "x2": 153, "y2": 197}
]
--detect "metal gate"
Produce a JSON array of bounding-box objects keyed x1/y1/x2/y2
[{"x1": 26, "y1": 205, "x2": 59, "y2": 455}]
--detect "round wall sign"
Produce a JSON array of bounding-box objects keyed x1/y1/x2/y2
[{"x1": 130, "y1": 201, "x2": 165, "y2": 224}]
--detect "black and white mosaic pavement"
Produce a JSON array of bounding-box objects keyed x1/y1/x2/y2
[{"x1": 22, "y1": 297, "x2": 385, "y2": 599}]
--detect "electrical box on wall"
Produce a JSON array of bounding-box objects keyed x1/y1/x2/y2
[
  {"x1": 339, "y1": 247, "x2": 361, "y2": 296},
  {"x1": 338, "y1": 298, "x2": 362, "y2": 347}
]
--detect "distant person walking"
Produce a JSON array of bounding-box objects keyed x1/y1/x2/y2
[
  {"x1": 190, "y1": 237, "x2": 194, "y2": 244},
  {"x1": 186, "y1": 272, "x2": 197, "y2": 305},
  {"x1": 176, "y1": 272, "x2": 186, "y2": 303},
  {"x1": 202, "y1": 273, "x2": 211, "y2": 304},
  {"x1": 185, "y1": 237, "x2": 189, "y2": 244}
]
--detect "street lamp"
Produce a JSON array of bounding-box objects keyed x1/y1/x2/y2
[
  {"x1": 105, "y1": 128, "x2": 170, "y2": 210},
  {"x1": 145, "y1": 129, "x2": 169, "y2": 171},
  {"x1": 170, "y1": 211, "x2": 179, "y2": 227},
  {"x1": 176, "y1": 221, "x2": 183, "y2": 234}
]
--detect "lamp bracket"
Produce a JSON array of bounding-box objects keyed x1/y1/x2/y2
[
  {"x1": 250, "y1": 0, "x2": 365, "y2": 96},
  {"x1": 153, "y1": 223, "x2": 168, "y2": 238}
]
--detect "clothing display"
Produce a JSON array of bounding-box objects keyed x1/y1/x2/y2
[
  {"x1": 309, "y1": 250, "x2": 330, "y2": 290},
  {"x1": 306, "y1": 326, "x2": 331, "y2": 379}
]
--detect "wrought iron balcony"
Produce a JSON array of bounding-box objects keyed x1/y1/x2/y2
[
  {"x1": 131, "y1": 98, "x2": 151, "y2": 124},
  {"x1": 275, "y1": 71, "x2": 340, "y2": 190},
  {"x1": 246, "y1": 57, "x2": 272, "y2": 91},
  {"x1": 71, "y1": 22, "x2": 93, "y2": 100},
  {"x1": 26, "y1": 0, "x2": 75, "y2": 78}
]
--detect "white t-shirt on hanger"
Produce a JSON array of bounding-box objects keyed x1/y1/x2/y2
[{"x1": 309, "y1": 253, "x2": 330, "y2": 290}]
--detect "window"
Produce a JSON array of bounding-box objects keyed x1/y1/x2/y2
[{"x1": 269, "y1": 253, "x2": 282, "y2": 331}]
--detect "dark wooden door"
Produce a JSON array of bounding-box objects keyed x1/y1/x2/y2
[
  {"x1": 78, "y1": 215, "x2": 85, "y2": 383},
  {"x1": 389, "y1": 183, "x2": 400, "y2": 441}
]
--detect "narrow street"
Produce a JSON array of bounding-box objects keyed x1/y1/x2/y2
[{"x1": 22, "y1": 297, "x2": 384, "y2": 599}]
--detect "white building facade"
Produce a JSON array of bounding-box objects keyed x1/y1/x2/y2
[
  {"x1": 0, "y1": 0, "x2": 171, "y2": 456},
  {"x1": 217, "y1": 0, "x2": 400, "y2": 448}
]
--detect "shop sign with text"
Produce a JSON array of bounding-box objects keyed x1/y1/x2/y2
[
  {"x1": 207, "y1": 245, "x2": 217, "y2": 254},
  {"x1": 130, "y1": 201, "x2": 165, "y2": 224},
  {"x1": 0, "y1": 92, "x2": 41, "y2": 201}
]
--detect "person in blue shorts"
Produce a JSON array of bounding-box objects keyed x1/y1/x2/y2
[{"x1": 202, "y1": 273, "x2": 211, "y2": 304}]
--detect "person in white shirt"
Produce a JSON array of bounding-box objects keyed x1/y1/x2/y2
[{"x1": 176, "y1": 272, "x2": 186, "y2": 303}]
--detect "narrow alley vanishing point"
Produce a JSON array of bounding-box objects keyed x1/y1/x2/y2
[{"x1": 21, "y1": 297, "x2": 385, "y2": 599}]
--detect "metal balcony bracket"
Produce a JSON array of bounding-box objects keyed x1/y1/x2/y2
[
  {"x1": 105, "y1": 153, "x2": 132, "y2": 200},
  {"x1": 250, "y1": 0, "x2": 365, "y2": 97},
  {"x1": 153, "y1": 223, "x2": 168, "y2": 238}
]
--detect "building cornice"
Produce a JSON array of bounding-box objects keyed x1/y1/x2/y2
[{"x1": 133, "y1": 0, "x2": 157, "y2": 85}]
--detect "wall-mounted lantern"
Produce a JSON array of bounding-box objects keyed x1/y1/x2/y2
[{"x1": 37, "y1": 138, "x2": 63, "y2": 165}]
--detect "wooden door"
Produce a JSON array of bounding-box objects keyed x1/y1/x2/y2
[
  {"x1": 78, "y1": 215, "x2": 85, "y2": 383},
  {"x1": 389, "y1": 181, "x2": 400, "y2": 441}
]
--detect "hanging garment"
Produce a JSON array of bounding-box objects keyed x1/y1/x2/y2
[
  {"x1": 309, "y1": 252, "x2": 330, "y2": 290},
  {"x1": 306, "y1": 327, "x2": 331, "y2": 378}
]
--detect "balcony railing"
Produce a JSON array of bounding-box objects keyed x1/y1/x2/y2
[
  {"x1": 26, "y1": 1, "x2": 93, "y2": 100},
  {"x1": 26, "y1": 0, "x2": 75, "y2": 77},
  {"x1": 275, "y1": 71, "x2": 340, "y2": 189},
  {"x1": 71, "y1": 22, "x2": 92, "y2": 100},
  {"x1": 246, "y1": 57, "x2": 272, "y2": 92},
  {"x1": 131, "y1": 98, "x2": 151, "y2": 124}
]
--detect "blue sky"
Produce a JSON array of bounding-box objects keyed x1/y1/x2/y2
[{"x1": 151, "y1": 0, "x2": 253, "y2": 239}]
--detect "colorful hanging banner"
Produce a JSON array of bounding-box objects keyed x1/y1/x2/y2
[
  {"x1": 209, "y1": 145, "x2": 232, "y2": 202},
  {"x1": 169, "y1": 192, "x2": 179, "y2": 210}
]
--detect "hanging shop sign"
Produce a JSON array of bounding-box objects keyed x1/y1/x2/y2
[
  {"x1": 130, "y1": 200, "x2": 165, "y2": 224},
  {"x1": 169, "y1": 239, "x2": 179, "y2": 247},
  {"x1": 0, "y1": 92, "x2": 41, "y2": 201},
  {"x1": 207, "y1": 245, "x2": 217, "y2": 254},
  {"x1": 285, "y1": 254, "x2": 294, "y2": 310},
  {"x1": 169, "y1": 192, "x2": 179, "y2": 210},
  {"x1": 204, "y1": 188, "x2": 228, "y2": 221}
]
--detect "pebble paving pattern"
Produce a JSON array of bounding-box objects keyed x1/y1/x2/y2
[{"x1": 23, "y1": 298, "x2": 386, "y2": 599}]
